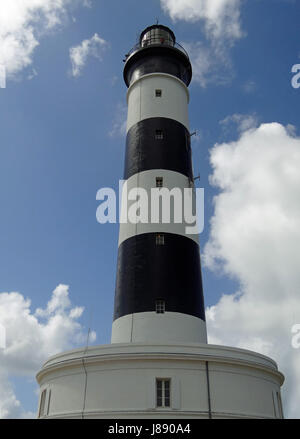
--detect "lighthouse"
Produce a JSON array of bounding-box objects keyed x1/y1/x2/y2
[
  {"x1": 112, "y1": 24, "x2": 206, "y2": 346},
  {"x1": 36, "y1": 25, "x2": 285, "y2": 419}
]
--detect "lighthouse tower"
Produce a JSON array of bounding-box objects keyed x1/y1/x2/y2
[
  {"x1": 36, "y1": 25, "x2": 285, "y2": 419},
  {"x1": 112, "y1": 24, "x2": 206, "y2": 346}
]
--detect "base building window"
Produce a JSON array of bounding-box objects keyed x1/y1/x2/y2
[{"x1": 156, "y1": 379, "x2": 171, "y2": 408}]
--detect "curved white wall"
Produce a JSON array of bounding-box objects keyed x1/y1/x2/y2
[
  {"x1": 126, "y1": 73, "x2": 190, "y2": 133},
  {"x1": 111, "y1": 312, "x2": 207, "y2": 344},
  {"x1": 37, "y1": 343, "x2": 285, "y2": 419}
]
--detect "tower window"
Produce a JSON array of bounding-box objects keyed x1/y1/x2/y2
[
  {"x1": 156, "y1": 299, "x2": 166, "y2": 314},
  {"x1": 39, "y1": 389, "x2": 47, "y2": 418},
  {"x1": 156, "y1": 177, "x2": 163, "y2": 188},
  {"x1": 47, "y1": 389, "x2": 52, "y2": 416},
  {"x1": 155, "y1": 89, "x2": 162, "y2": 97},
  {"x1": 155, "y1": 130, "x2": 164, "y2": 140},
  {"x1": 156, "y1": 379, "x2": 171, "y2": 408},
  {"x1": 156, "y1": 234, "x2": 165, "y2": 245}
]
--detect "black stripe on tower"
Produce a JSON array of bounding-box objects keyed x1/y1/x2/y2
[
  {"x1": 124, "y1": 118, "x2": 193, "y2": 180},
  {"x1": 123, "y1": 45, "x2": 192, "y2": 87},
  {"x1": 114, "y1": 233, "x2": 206, "y2": 321}
]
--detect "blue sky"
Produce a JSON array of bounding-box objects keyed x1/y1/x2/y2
[{"x1": 0, "y1": 0, "x2": 300, "y2": 418}]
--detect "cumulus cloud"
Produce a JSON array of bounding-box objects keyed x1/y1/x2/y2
[
  {"x1": 161, "y1": 0, "x2": 243, "y2": 41},
  {"x1": 0, "y1": 284, "x2": 96, "y2": 418},
  {"x1": 0, "y1": 0, "x2": 90, "y2": 80},
  {"x1": 203, "y1": 122, "x2": 300, "y2": 418},
  {"x1": 69, "y1": 33, "x2": 109, "y2": 77},
  {"x1": 160, "y1": 0, "x2": 244, "y2": 87},
  {"x1": 0, "y1": 374, "x2": 35, "y2": 419}
]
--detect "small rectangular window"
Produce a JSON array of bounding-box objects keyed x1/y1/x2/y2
[
  {"x1": 155, "y1": 89, "x2": 162, "y2": 97},
  {"x1": 39, "y1": 389, "x2": 47, "y2": 418},
  {"x1": 156, "y1": 299, "x2": 166, "y2": 314},
  {"x1": 155, "y1": 130, "x2": 163, "y2": 140},
  {"x1": 277, "y1": 392, "x2": 284, "y2": 418},
  {"x1": 156, "y1": 177, "x2": 163, "y2": 188},
  {"x1": 47, "y1": 389, "x2": 51, "y2": 416},
  {"x1": 156, "y1": 379, "x2": 171, "y2": 408},
  {"x1": 272, "y1": 390, "x2": 283, "y2": 418},
  {"x1": 156, "y1": 234, "x2": 165, "y2": 245}
]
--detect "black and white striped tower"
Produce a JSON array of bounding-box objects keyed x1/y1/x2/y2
[{"x1": 112, "y1": 25, "x2": 207, "y2": 345}]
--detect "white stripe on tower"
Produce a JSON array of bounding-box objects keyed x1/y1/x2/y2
[
  {"x1": 118, "y1": 169, "x2": 199, "y2": 247},
  {"x1": 126, "y1": 73, "x2": 190, "y2": 133},
  {"x1": 112, "y1": 25, "x2": 207, "y2": 345}
]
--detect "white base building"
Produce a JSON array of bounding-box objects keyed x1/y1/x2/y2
[{"x1": 37, "y1": 342, "x2": 284, "y2": 419}]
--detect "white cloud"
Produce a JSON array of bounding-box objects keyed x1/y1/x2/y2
[
  {"x1": 69, "y1": 33, "x2": 109, "y2": 77},
  {"x1": 0, "y1": 374, "x2": 22, "y2": 419},
  {"x1": 83, "y1": 0, "x2": 93, "y2": 7},
  {"x1": 160, "y1": 0, "x2": 244, "y2": 87},
  {"x1": 203, "y1": 122, "x2": 300, "y2": 418},
  {"x1": 183, "y1": 40, "x2": 234, "y2": 87},
  {"x1": 27, "y1": 68, "x2": 38, "y2": 81},
  {"x1": 220, "y1": 113, "x2": 259, "y2": 134},
  {"x1": 109, "y1": 102, "x2": 127, "y2": 138},
  {"x1": 0, "y1": 374, "x2": 35, "y2": 419},
  {"x1": 161, "y1": 0, "x2": 243, "y2": 41},
  {"x1": 0, "y1": 0, "x2": 90, "y2": 80},
  {"x1": 0, "y1": 284, "x2": 96, "y2": 418}
]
